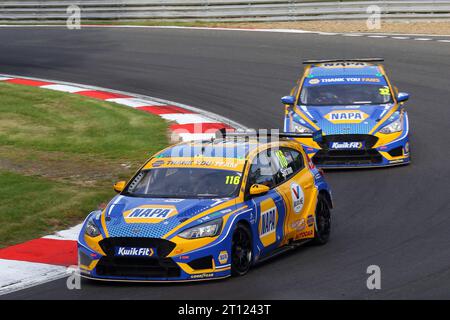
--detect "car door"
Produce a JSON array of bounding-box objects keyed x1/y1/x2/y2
[
  {"x1": 245, "y1": 148, "x2": 285, "y2": 258},
  {"x1": 271, "y1": 147, "x2": 316, "y2": 243}
]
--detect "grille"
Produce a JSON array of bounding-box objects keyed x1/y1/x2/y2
[
  {"x1": 99, "y1": 237, "x2": 176, "y2": 258},
  {"x1": 388, "y1": 146, "x2": 403, "y2": 157},
  {"x1": 313, "y1": 149, "x2": 382, "y2": 166},
  {"x1": 79, "y1": 251, "x2": 93, "y2": 267},
  {"x1": 96, "y1": 256, "x2": 180, "y2": 278},
  {"x1": 318, "y1": 134, "x2": 379, "y2": 149},
  {"x1": 187, "y1": 256, "x2": 213, "y2": 270}
]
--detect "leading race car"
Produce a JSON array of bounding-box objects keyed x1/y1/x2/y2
[
  {"x1": 78, "y1": 132, "x2": 333, "y2": 282},
  {"x1": 282, "y1": 58, "x2": 411, "y2": 168}
]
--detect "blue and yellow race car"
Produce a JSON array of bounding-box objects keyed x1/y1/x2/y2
[
  {"x1": 78, "y1": 132, "x2": 332, "y2": 282},
  {"x1": 282, "y1": 58, "x2": 411, "y2": 168}
]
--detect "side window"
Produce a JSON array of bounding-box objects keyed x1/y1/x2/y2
[
  {"x1": 288, "y1": 148, "x2": 304, "y2": 172},
  {"x1": 247, "y1": 150, "x2": 276, "y2": 189},
  {"x1": 272, "y1": 148, "x2": 305, "y2": 184}
]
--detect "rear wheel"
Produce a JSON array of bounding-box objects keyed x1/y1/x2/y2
[
  {"x1": 312, "y1": 194, "x2": 331, "y2": 245},
  {"x1": 231, "y1": 223, "x2": 252, "y2": 276}
]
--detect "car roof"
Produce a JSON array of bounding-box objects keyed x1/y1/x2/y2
[{"x1": 155, "y1": 139, "x2": 259, "y2": 159}]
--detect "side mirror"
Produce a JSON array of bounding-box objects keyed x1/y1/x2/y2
[
  {"x1": 249, "y1": 184, "x2": 270, "y2": 196},
  {"x1": 113, "y1": 181, "x2": 126, "y2": 193},
  {"x1": 397, "y1": 92, "x2": 409, "y2": 103},
  {"x1": 281, "y1": 95, "x2": 295, "y2": 106}
]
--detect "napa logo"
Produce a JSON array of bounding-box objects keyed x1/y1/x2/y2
[
  {"x1": 325, "y1": 110, "x2": 368, "y2": 123},
  {"x1": 258, "y1": 198, "x2": 278, "y2": 247},
  {"x1": 123, "y1": 205, "x2": 178, "y2": 223},
  {"x1": 218, "y1": 251, "x2": 229, "y2": 264},
  {"x1": 260, "y1": 208, "x2": 276, "y2": 237}
]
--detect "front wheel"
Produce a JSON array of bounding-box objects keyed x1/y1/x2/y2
[
  {"x1": 231, "y1": 223, "x2": 253, "y2": 276},
  {"x1": 312, "y1": 194, "x2": 331, "y2": 245}
]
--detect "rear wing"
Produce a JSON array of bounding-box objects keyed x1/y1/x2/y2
[
  {"x1": 303, "y1": 58, "x2": 384, "y2": 65},
  {"x1": 215, "y1": 129, "x2": 323, "y2": 143}
]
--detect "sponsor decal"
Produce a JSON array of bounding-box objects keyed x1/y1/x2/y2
[
  {"x1": 152, "y1": 160, "x2": 164, "y2": 167},
  {"x1": 307, "y1": 214, "x2": 315, "y2": 227},
  {"x1": 325, "y1": 110, "x2": 369, "y2": 124},
  {"x1": 123, "y1": 205, "x2": 178, "y2": 223},
  {"x1": 258, "y1": 198, "x2": 278, "y2": 247},
  {"x1": 190, "y1": 273, "x2": 214, "y2": 279},
  {"x1": 330, "y1": 142, "x2": 364, "y2": 150},
  {"x1": 280, "y1": 166, "x2": 293, "y2": 178},
  {"x1": 291, "y1": 183, "x2": 305, "y2": 213},
  {"x1": 260, "y1": 208, "x2": 276, "y2": 237},
  {"x1": 164, "y1": 199, "x2": 185, "y2": 203},
  {"x1": 218, "y1": 251, "x2": 229, "y2": 264},
  {"x1": 291, "y1": 219, "x2": 306, "y2": 231},
  {"x1": 320, "y1": 62, "x2": 368, "y2": 68},
  {"x1": 308, "y1": 78, "x2": 320, "y2": 85},
  {"x1": 404, "y1": 142, "x2": 410, "y2": 154},
  {"x1": 114, "y1": 247, "x2": 155, "y2": 257},
  {"x1": 173, "y1": 248, "x2": 184, "y2": 255},
  {"x1": 297, "y1": 229, "x2": 314, "y2": 239},
  {"x1": 165, "y1": 160, "x2": 240, "y2": 169}
]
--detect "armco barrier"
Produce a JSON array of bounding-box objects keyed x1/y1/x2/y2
[{"x1": 0, "y1": 1, "x2": 449, "y2": 22}]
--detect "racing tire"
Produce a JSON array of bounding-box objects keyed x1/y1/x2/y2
[
  {"x1": 312, "y1": 194, "x2": 331, "y2": 245},
  {"x1": 231, "y1": 223, "x2": 253, "y2": 276}
]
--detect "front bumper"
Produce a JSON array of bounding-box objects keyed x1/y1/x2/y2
[
  {"x1": 302, "y1": 132, "x2": 410, "y2": 169},
  {"x1": 78, "y1": 236, "x2": 232, "y2": 282}
]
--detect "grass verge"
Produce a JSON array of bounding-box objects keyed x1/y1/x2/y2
[
  {"x1": 0, "y1": 82, "x2": 168, "y2": 247},
  {"x1": 2, "y1": 20, "x2": 449, "y2": 35}
]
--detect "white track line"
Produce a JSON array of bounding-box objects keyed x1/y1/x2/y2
[
  {"x1": 0, "y1": 259, "x2": 68, "y2": 296},
  {"x1": 43, "y1": 224, "x2": 82, "y2": 241},
  {"x1": 106, "y1": 97, "x2": 164, "y2": 108},
  {"x1": 161, "y1": 113, "x2": 220, "y2": 125},
  {"x1": 40, "y1": 84, "x2": 86, "y2": 93}
]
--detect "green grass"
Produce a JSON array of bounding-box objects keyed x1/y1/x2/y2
[
  {"x1": 0, "y1": 82, "x2": 169, "y2": 247},
  {"x1": 0, "y1": 171, "x2": 111, "y2": 246}
]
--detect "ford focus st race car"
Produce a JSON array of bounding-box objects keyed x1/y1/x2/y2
[
  {"x1": 282, "y1": 58, "x2": 411, "y2": 168},
  {"x1": 78, "y1": 132, "x2": 333, "y2": 282}
]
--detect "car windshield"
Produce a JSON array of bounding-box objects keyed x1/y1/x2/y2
[
  {"x1": 123, "y1": 167, "x2": 242, "y2": 198},
  {"x1": 300, "y1": 84, "x2": 393, "y2": 106}
]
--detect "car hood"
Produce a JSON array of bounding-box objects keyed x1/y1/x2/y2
[
  {"x1": 102, "y1": 195, "x2": 234, "y2": 238},
  {"x1": 299, "y1": 104, "x2": 394, "y2": 135}
]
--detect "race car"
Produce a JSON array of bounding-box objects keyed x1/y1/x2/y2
[
  {"x1": 282, "y1": 58, "x2": 411, "y2": 168},
  {"x1": 78, "y1": 131, "x2": 333, "y2": 282}
]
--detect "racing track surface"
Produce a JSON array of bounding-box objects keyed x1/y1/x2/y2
[{"x1": 1, "y1": 27, "x2": 449, "y2": 299}]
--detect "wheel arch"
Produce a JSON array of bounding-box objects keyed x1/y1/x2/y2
[
  {"x1": 319, "y1": 189, "x2": 333, "y2": 209},
  {"x1": 234, "y1": 218, "x2": 256, "y2": 264}
]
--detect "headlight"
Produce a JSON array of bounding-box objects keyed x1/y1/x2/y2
[
  {"x1": 85, "y1": 217, "x2": 101, "y2": 237},
  {"x1": 178, "y1": 218, "x2": 223, "y2": 239},
  {"x1": 379, "y1": 114, "x2": 403, "y2": 134},
  {"x1": 291, "y1": 122, "x2": 313, "y2": 134}
]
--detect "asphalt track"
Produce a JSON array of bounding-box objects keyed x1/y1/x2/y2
[{"x1": 1, "y1": 27, "x2": 449, "y2": 299}]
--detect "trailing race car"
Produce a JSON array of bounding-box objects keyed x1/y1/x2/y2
[
  {"x1": 78, "y1": 131, "x2": 332, "y2": 282},
  {"x1": 282, "y1": 58, "x2": 411, "y2": 168}
]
